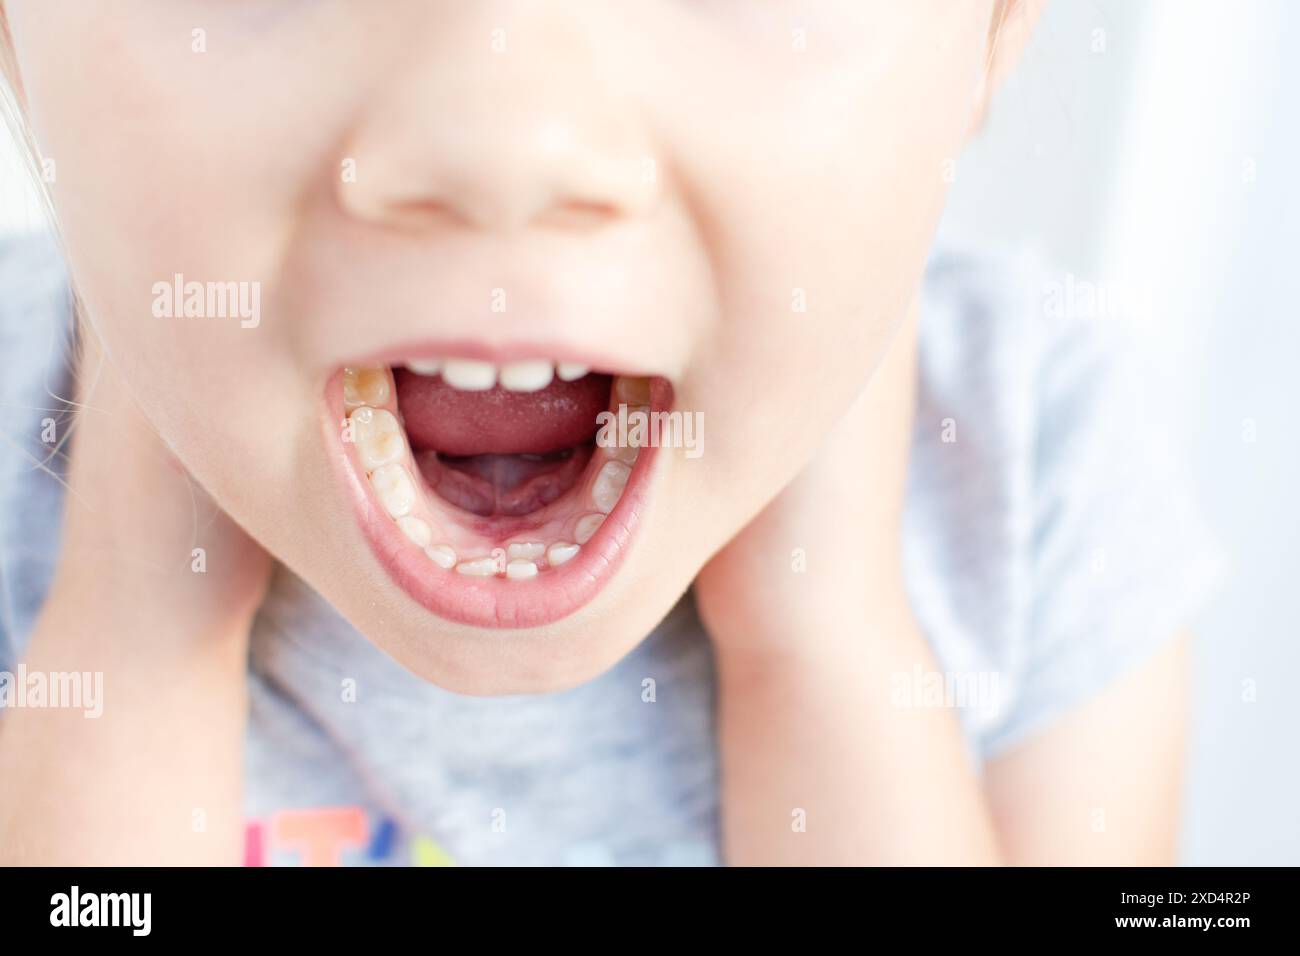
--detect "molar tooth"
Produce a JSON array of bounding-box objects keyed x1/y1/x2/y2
[
  {"x1": 597, "y1": 404, "x2": 644, "y2": 463},
  {"x1": 499, "y1": 360, "x2": 554, "y2": 392},
  {"x1": 425, "y1": 544, "x2": 457, "y2": 569},
  {"x1": 615, "y1": 375, "x2": 652, "y2": 404},
  {"x1": 505, "y1": 559, "x2": 539, "y2": 580},
  {"x1": 624, "y1": 405, "x2": 650, "y2": 445},
  {"x1": 546, "y1": 542, "x2": 580, "y2": 566},
  {"x1": 456, "y1": 556, "x2": 498, "y2": 576},
  {"x1": 406, "y1": 359, "x2": 443, "y2": 376},
  {"x1": 350, "y1": 406, "x2": 404, "y2": 472},
  {"x1": 574, "y1": 513, "x2": 604, "y2": 545},
  {"x1": 591, "y1": 460, "x2": 631, "y2": 513},
  {"x1": 605, "y1": 435, "x2": 640, "y2": 464},
  {"x1": 556, "y1": 362, "x2": 589, "y2": 381},
  {"x1": 371, "y1": 463, "x2": 416, "y2": 518},
  {"x1": 396, "y1": 516, "x2": 432, "y2": 548},
  {"x1": 343, "y1": 367, "x2": 391, "y2": 408},
  {"x1": 441, "y1": 358, "x2": 497, "y2": 391},
  {"x1": 507, "y1": 541, "x2": 546, "y2": 561},
  {"x1": 612, "y1": 404, "x2": 649, "y2": 463}
]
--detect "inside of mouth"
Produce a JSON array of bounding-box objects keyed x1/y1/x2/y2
[
  {"x1": 423, "y1": 446, "x2": 595, "y2": 518},
  {"x1": 342, "y1": 362, "x2": 655, "y2": 579},
  {"x1": 396, "y1": 367, "x2": 612, "y2": 518}
]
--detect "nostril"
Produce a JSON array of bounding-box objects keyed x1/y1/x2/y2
[
  {"x1": 350, "y1": 184, "x2": 633, "y2": 236},
  {"x1": 381, "y1": 199, "x2": 465, "y2": 231},
  {"x1": 337, "y1": 122, "x2": 659, "y2": 235},
  {"x1": 533, "y1": 199, "x2": 624, "y2": 232}
]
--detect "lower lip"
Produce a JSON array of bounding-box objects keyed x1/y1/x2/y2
[{"x1": 324, "y1": 379, "x2": 661, "y2": 629}]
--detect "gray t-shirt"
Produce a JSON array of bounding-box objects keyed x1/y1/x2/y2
[{"x1": 0, "y1": 234, "x2": 1222, "y2": 866}]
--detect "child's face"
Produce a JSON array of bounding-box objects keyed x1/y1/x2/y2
[{"x1": 9, "y1": 1, "x2": 996, "y2": 692}]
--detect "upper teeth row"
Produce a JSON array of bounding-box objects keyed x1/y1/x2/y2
[{"x1": 405, "y1": 358, "x2": 590, "y2": 392}]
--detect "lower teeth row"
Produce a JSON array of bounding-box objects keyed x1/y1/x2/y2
[{"x1": 343, "y1": 366, "x2": 646, "y2": 581}]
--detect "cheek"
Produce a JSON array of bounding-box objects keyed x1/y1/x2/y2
[
  {"x1": 13, "y1": 6, "x2": 364, "y2": 338},
  {"x1": 664, "y1": 32, "x2": 980, "y2": 488},
  {"x1": 9, "y1": 7, "x2": 373, "y2": 512}
]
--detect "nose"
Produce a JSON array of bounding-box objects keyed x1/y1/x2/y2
[{"x1": 336, "y1": 9, "x2": 659, "y2": 235}]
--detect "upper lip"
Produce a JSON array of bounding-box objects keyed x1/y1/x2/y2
[{"x1": 339, "y1": 337, "x2": 668, "y2": 379}]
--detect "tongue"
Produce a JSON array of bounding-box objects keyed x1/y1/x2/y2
[
  {"x1": 396, "y1": 368, "x2": 612, "y2": 518},
  {"x1": 395, "y1": 369, "x2": 611, "y2": 457},
  {"x1": 414, "y1": 446, "x2": 595, "y2": 517}
]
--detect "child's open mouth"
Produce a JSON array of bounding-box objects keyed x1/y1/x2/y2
[{"x1": 326, "y1": 353, "x2": 669, "y2": 628}]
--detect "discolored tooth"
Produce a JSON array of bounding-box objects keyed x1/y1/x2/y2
[
  {"x1": 605, "y1": 438, "x2": 640, "y2": 465},
  {"x1": 591, "y1": 460, "x2": 631, "y2": 513},
  {"x1": 350, "y1": 406, "x2": 404, "y2": 472},
  {"x1": 507, "y1": 541, "x2": 546, "y2": 561},
  {"x1": 546, "y1": 542, "x2": 580, "y2": 566},
  {"x1": 396, "y1": 516, "x2": 432, "y2": 548},
  {"x1": 556, "y1": 362, "x2": 589, "y2": 382},
  {"x1": 371, "y1": 463, "x2": 416, "y2": 518},
  {"x1": 615, "y1": 375, "x2": 652, "y2": 404},
  {"x1": 425, "y1": 544, "x2": 457, "y2": 569},
  {"x1": 406, "y1": 359, "x2": 443, "y2": 376},
  {"x1": 574, "y1": 513, "x2": 604, "y2": 545},
  {"x1": 343, "y1": 367, "x2": 391, "y2": 409},
  {"x1": 441, "y1": 358, "x2": 497, "y2": 390},
  {"x1": 598, "y1": 403, "x2": 644, "y2": 463},
  {"x1": 499, "y1": 360, "x2": 554, "y2": 392},
  {"x1": 456, "y1": 556, "x2": 498, "y2": 576},
  {"x1": 505, "y1": 559, "x2": 539, "y2": 580},
  {"x1": 624, "y1": 406, "x2": 650, "y2": 445}
]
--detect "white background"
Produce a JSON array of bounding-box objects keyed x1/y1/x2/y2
[
  {"x1": 940, "y1": 0, "x2": 1299, "y2": 865},
  {"x1": 3, "y1": 1, "x2": 1297, "y2": 864}
]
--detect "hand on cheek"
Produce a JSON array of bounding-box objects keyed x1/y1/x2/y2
[
  {"x1": 2, "y1": 330, "x2": 275, "y2": 865},
  {"x1": 53, "y1": 331, "x2": 274, "y2": 646},
  {"x1": 695, "y1": 302, "x2": 919, "y2": 660}
]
